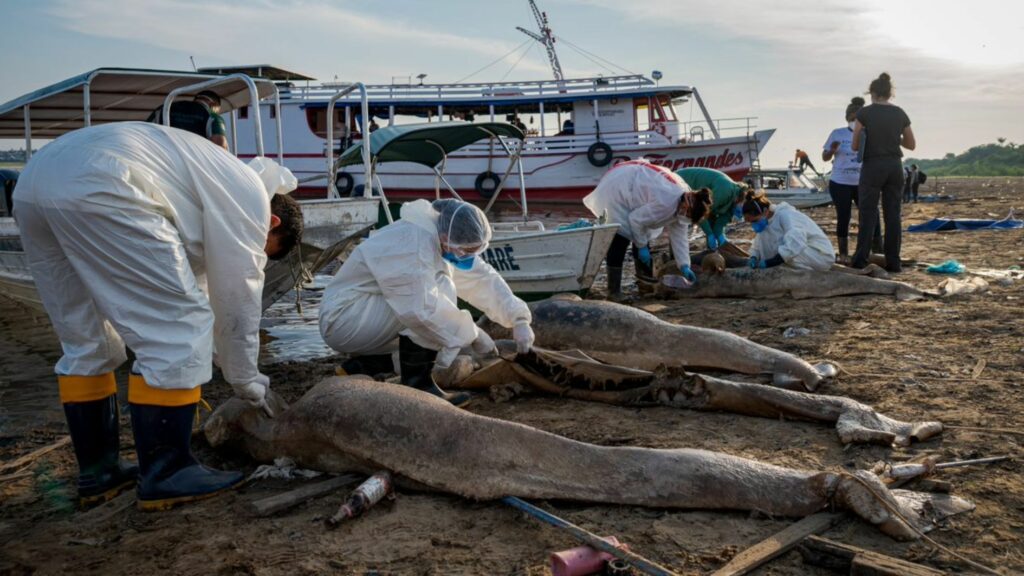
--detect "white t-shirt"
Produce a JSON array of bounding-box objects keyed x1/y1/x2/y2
[{"x1": 822, "y1": 127, "x2": 861, "y2": 186}]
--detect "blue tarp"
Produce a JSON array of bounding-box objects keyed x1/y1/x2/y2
[{"x1": 908, "y1": 215, "x2": 1023, "y2": 232}]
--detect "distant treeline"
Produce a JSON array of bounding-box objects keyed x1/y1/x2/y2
[
  {"x1": 907, "y1": 140, "x2": 1024, "y2": 176},
  {"x1": 0, "y1": 149, "x2": 27, "y2": 163}
]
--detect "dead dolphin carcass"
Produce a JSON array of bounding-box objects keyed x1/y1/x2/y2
[
  {"x1": 656, "y1": 267, "x2": 936, "y2": 301},
  {"x1": 460, "y1": 347, "x2": 942, "y2": 447},
  {"x1": 481, "y1": 297, "x2": 834, "y2": 391},
  {"x1": 204, "y1": 377, "x2": 971, "y2": 540}
]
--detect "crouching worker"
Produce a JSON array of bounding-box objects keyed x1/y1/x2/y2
[
  {"x1": 318, "y1": 199, "x2": 534, "y2": 407},
  {"x1": 583, "y1": 160, "x2": 712, "y2": 298},
  {"x1": 741, "y1": 190, "x2": 834, "y2": 271},
  {"x1": 14, "y1": 122, "x2": 303, "y2": 510}
]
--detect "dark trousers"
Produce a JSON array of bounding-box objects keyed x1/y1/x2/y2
[
  {"x1": 830, "y1": 181, "x2": 882, "y2": 246},
  {"x1": 853, "y1": 158, "x2": 904, "y2": 270},
  {"x1": 607, "y1": 233, "x2": 652, "y2": 278}
]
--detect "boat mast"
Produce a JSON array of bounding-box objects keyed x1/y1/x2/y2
[{"x1": 516, "y1": 0, "x2": 564, "y2": 81}]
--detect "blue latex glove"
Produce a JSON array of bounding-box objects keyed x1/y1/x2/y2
[
  {"x1": 706, "y1": 233, "x2": 720, "y2": 251},
  {"x1": 716, "y1": 232, "x2": 728, "y2": 246},
  {"x1": 748, "y1": 256, "x2": 767, "y2": 269},
  {"x1": 637, "y1": 246, "x2": 652, "y2": 266},
  {"x1": 681, "y1": 264, "x2": 697, "y2": 283}
]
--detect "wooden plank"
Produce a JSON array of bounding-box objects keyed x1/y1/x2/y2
[
  {"x1": 800, "y1": 535, "x2": 944, "y2": 576},
  {"x1": 710, "y1": 512, "x2": 843, "y2": 576},
  {"x1": 0, "y1": 436, "x2": 71, "y2": 473},
  {"x1": 249, "y1": 474, "x2": 361, "y2": 517},
  {"x1": 77, "y1": 490, "x2": 136, "y2": 524}
]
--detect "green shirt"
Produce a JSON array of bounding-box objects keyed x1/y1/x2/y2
[{"x1": 676, "y1": 167, "x2": 744, "y2": 237}]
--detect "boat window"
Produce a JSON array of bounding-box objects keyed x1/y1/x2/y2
[
  {"x1": 238, "y1": 106, "x2": 249, "y2": 119},
  {"x1": 634, "y1": 97, "x2": 650, "y2": 132},
  {"x1": 304, "y1": 107, "x2": 349, "y2": 139}
]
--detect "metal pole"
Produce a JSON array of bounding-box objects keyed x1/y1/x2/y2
[
  {"x1": 23, "y1": 105, "x2": 32, "y2": 162},
  {"x1": 491, "y1": 136, "x2": 529, "y2": 220},
  {"x1": 83, "y1": 82, "x2": 92, "y2": 127},
  {"x1": 162, "y1": 74, "x2": 265, "y2": 156},
  {"x1": 539, "y1": 101, "x2": 545, "y2": 136},
  {"x1": 388, "y1": 105, "x2": 395, "y2": 127},
  {"x1": 272, "y1": 84, "x2": 284, "y2": 164},
  {"x1": 691, "y1": 87, "x2": 720, "y2": 139},
  {"x1": 230, "y1": 109, "x2": 239, "y2": 154},
  {"x1": 503, "y1": 497, "x2": 679, "y2": 576},
  {"x1": 325, "y1": 83, "x2": 371, "y2": 203},
  {"x1": 432, "y1": 167, "x2": 465, "y2": 202}
]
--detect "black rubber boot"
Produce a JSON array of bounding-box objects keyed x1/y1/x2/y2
[
  {"x1": 130, "y1": 402, "x2": 244, "y2": 511},
  {"x1": 606, "y1": 266, "x2": 623, "y2": 300},
  {"x1": 63, "y1": 395, "x2": 138, "y2": 507},
  {"x1": 398, "y1": 335, "x2": 471, "y2": 407},
  {"x1": 339, "y1": 354, "x2": 395, "y2": 377},
  {"x1": 837, "y1": 236, "x2": 849, "y2": 259}
]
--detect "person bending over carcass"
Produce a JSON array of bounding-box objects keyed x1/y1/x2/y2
[
  {"x1": 584, "y1": 160, "x2": 711, "y2": 298},
  {"x1": 676, "y1": 167, "x2": 748, "y2": 252},
  {"x1": 14, "y1": 122, "x2": 303, "y2": 510},
  {"x1": 318, "y1": 199, "x2": 534, "y2": 408}
]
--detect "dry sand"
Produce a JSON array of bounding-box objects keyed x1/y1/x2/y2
[{"x1": 1, "y1": 176, "x2": 1022, "y2": 575}]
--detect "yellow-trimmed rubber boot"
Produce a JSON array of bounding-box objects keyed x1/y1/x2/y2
[
  {"x1": 58, "y1": 373, "x2": 139, "y2": 507},
  {"x1": 128, "y1": 374, "x2": 243, "y2": 511}
]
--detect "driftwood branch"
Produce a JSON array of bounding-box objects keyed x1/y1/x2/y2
[
  {"x1": 249, "y1": 474, "x2": 360, "y2": 517},
  {"x1": 0, "y1": 436, "x2": 71, "y2": 473}
]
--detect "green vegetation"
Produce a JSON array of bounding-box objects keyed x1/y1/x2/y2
[{"x1": 907, "y1": 139, "x2": 1024, "y2": 176}]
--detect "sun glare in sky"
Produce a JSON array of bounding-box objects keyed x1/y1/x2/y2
[{"x1": 865, "y1": 1, "x2": 1024, "y2": 67}]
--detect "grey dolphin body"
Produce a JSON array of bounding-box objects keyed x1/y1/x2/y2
[
  {"x1": 482, "y1": 298, "x2": 830, "y2": 390},
  {"x1": 205, "y1": 377, "x2": 970, "y2": 540},
  {"x1": 658, "y1": 267, "x2": 934, "y2": 301}
]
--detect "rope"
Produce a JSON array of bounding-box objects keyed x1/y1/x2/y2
[
  {"x1": 836, "y1": 471, "x2": 1001, "y2": 575},
  {"x1": 500, "y1": 41, "x2": 538, "y2": 82},
  {"x1": 555, "y1": 36, "x2": 637, "y2": 75},
  {"x1": 287, "y1": 242, "x2": 314, "y2": 316},
  {"x1": 454, "y1": 38, "x2": 533, "y2": 84}
]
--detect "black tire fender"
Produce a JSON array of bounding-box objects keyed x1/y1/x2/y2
[
  {"x1": 474, "y1": 171, "x2": 502, "y2": 198},
  {"x1": 587, "y1": 142, "x2": 613, "y2": 167}
]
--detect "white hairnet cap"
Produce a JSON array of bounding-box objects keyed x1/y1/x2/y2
[
  {"x1": 248, "y1": 157, "x2": 298, "y2": 197},
  {"x1": 432, "y1": 199, "x2": 492, "y2": 252}
]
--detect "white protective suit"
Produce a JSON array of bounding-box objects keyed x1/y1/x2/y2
[
  {"x1": 14, "y1": 122, "x2": 287, "y2": 391},
  {"x1": 582, "y1": 160, "x2": 694, "y2": 269},
  {"x1": 751, "y1": 203, "x2": 835, "y2": 271},
  {"x1": 319, "y1": 199, "x2": 531, "y2": 362}
]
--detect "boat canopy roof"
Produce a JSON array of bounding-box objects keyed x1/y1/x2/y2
[
  {"x1": 337, "y1": 122, "x2": 524, "y2": 168},
  {"x1": 197, "y1": 64, "x2": 316, "y2": 82},
  {"x1": 296, "y1": 74, "x2": 692, "y2": 112},
  {"x1": 0, "y1": 68, "x2": 277, "y2": 138}
]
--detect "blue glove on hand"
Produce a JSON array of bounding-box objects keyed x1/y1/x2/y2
[
  {"x1": 706, "y1": 233, "x2": 719, "y2": 251},
  {"x1": 637, "y1": 246, "x2": 652, "y2": 266},
  {"x1": 748, "y1": 256, "x2": 766, "y2": 269},
  {"x1": 716, "y1": 232, "x2": 728, "y2": 247},
  {"x1": 681, "y1": 264, "x2": 697, "y2": 283}
]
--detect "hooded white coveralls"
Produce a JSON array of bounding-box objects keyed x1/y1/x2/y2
[
  {"x1": 751, "y1": 202, "x2": 835, "y2": 271},
  {"x1": 582, "y1": 160, "x2": 694, "y2": 269},
  {"x1": 318, "y1": 199, "x2": 531, "y2": 360},
  {"x1": 14, "y1": 122, "x2": 275, "y2": 391}
]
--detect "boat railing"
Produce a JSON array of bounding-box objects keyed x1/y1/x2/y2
[
  {"x1": 679, "y1": 116, "x2": 759, "y2": 141},
  {"x1": 285, "y1": 74, "x2": 664, "y2": 102}
]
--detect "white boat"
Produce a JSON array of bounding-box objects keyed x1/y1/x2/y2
[
  {"x1": 0, "y1": 68, "x2": 380, "y2": 312},
  {"x1": 745, "y1": 166, "x2": 832, "y2": 208},
  {"x1": 329, "y1": 119, "x2": 620, "y2": 298},
  {"x1": 203, "y1": 4, "x2": 773, "y2": 207}
]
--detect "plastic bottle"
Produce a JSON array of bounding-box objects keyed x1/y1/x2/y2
[{"x1": 326, "y1": 471, "x2": 392, "y2": 528}]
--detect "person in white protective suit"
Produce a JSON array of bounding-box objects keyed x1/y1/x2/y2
[
  {"x1": 13, "y1": 122, "x2": 303, "y2": 510},
  {"x1": 740, "y1": 190, "x2": 835, "y2": 271},
  {"x1": 319, "y1": 198, "x2": 535, "y2": 407},
  {"x1": 582, "y1": 160, "x2": 712, "y2": 299}
]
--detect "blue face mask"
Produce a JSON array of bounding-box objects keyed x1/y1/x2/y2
[
  {"x1": 751, "y1": 216, "x2": 770, "y2": 234},
  {"x1": 443, "y1": 251, "x2": 475, "y2": 271},
  {"x1": 733, "y1": 205, "x2": 744, "y2": 221}
]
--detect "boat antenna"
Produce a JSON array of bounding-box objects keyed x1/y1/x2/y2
[
  {"x1": 189, "y1": 56, "x2": 197, "y2": 72},
  {"x1": 516, "y1": 0, "x2": 564, "y2": 81}
]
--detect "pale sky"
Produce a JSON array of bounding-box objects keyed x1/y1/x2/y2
[{"x1": 1, "y1": 0, "x2": 1023, "y2": 166}]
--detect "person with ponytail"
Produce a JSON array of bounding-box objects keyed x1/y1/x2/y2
[
  {"x1": 851, "y1": 72, "x2": 916, "y2": 272},
  {"x1": 822, "y1": 96, "x2": 882, "y2": 263},
  {"x1": 740, "y1": 190, "x2": 834, "y2": 272},
  {"x1": 584, "y1": 160, "x2": 712, "y2": 297}
]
